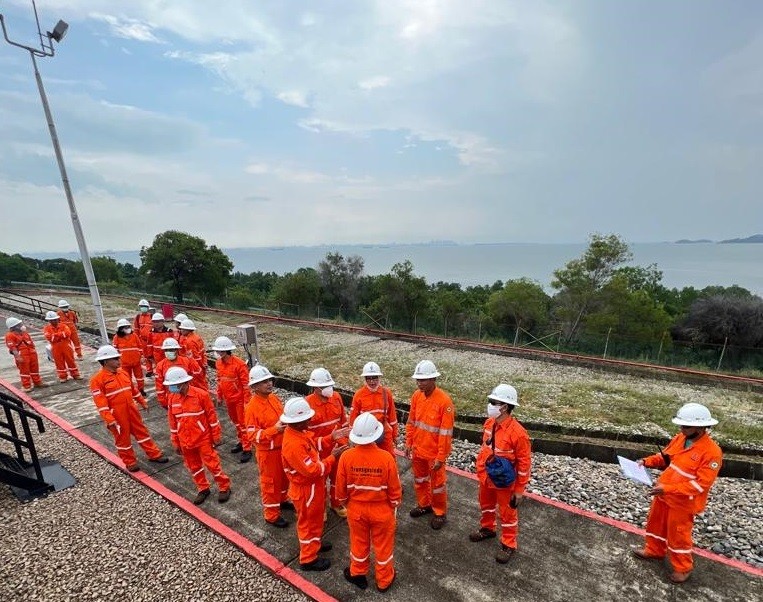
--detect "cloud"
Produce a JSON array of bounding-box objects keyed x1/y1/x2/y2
[
  {"x1": 91, "y1": 14, "x2": 163, "y2": 43},
  {"x1": 276, "y1": 90, "x2": 309, "y2": 108},
  {"x1": 358, "y1": 76, "x2": 391, "y2": 90}
]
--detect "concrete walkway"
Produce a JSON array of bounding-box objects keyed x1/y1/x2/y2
[{"x1": 1, "y1": 318, "x2": 761, "y2": 602}]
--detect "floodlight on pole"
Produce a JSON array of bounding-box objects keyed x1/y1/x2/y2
[{"x1": 0, "y1": 2, "x2": 109, "y2": 344}]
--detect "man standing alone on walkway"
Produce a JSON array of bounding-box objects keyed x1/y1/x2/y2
[
  {"x1": 632, "y1": 402, "x2": 723, "y2": 584},
  {"x1": 405, "y1": 359, "x2": 455, "y2": 530}
]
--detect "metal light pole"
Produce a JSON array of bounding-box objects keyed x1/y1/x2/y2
[{"x1": 1, "y1": 3, "x2": 109, "y2": 343}]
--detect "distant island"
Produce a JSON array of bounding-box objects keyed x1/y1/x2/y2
[
  {"x1": 675, "y1": 239, "x2": 714, "y2": 244},
  {"x1": 719, "y1": 234, "x2": 763, "y2": 244}
]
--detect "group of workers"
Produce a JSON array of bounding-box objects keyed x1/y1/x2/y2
[{"x1": 4, "y1": 299, "x2": 724, "y2": 589}]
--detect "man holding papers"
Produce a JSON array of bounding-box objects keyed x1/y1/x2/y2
[{"x1": 631, "y1": 403, "x2": 723, "y2": 585}]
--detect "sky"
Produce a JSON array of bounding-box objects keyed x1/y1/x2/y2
[{"x1": 1, "y1": 1, "x2": 762, "y2": 253}]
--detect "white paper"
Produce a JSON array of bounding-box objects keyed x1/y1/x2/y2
[{"x1": 617, "y1": 455, "x2": 653, "y2": 486}]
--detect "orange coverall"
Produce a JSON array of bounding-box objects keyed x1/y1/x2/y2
[
  {"x1": 133, "y1": 312, "x2": 153, "y2": 366},
  {"x1": 147, "y1": 327, "x2": 174, "y2": 368},
  {"x1": 350, "y1": 385, "x2": 399, "y2": 456},
  {"x1": 180, "y1": 331, "x2": 208, "y2": 384},
  {"x1": 475, "y1": 416, "x2": 532, "y2": 550},
  {"x1": 336, "y1": 444, "x2": 402, "y2": 590},
  {"x1": 168, "y1": 385, "x2": 230, "y2": 494},
  {"x1": 306, "y1": 391, "x2": 349, "y2": 508},
  {"x1": 112, "y1": 331, "x2": 145, "y2": 391},
  {"x1": 56, "y1": 308, "x2": 82, "y2": 358},
  {"x1": 641, "y1": 432, "x2": 723, "y2": 573},
  {"x1": 5, "y1": 329, "x2": 43, "y2": 389},
  {"x1": 90, "y1": 367, "x2": 163, "y2": 468},
  {"x1": 155, "y1": 356, "x2": 205, "y2": 408},
  {"x1": 406, "y1": 386, "x2": 455, "y2": 517},
  {"x1": 43, "y1": 322, "x2": 79, "y2": 381},
  {"x1": 215, "y1": 355, "x2": 251, "y2": 452},
  {"x1": 282, "y1": 427, "x2": 336, "y2": 564},
  {"x1": 244, "y1": 392, "x2": 288, "y2": 522}
]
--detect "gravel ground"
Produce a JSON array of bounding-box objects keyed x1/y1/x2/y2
[{"x1": 0, "y1": 419, "x2": 310, "y2": 602}]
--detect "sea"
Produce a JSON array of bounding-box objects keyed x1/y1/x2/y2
[{"x1": 27, "y1": 242, "x2": 763, "y2": 296}]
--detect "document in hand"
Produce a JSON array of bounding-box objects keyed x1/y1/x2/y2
[{"x1": 617, "y1": 455, "x2": 653, "y2": 486}]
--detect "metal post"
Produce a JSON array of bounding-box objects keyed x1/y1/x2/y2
[
  {"x1": 716, "y1": 337, "x2": 728, "y2": 371},
  {"x1": 603, "y1": 327, "x2": 612, "y2": 359},
  {"x1": 30, "y1": 52, "x2": 108, "y2": 343}
]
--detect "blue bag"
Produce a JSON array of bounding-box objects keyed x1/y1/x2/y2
[{"x1": 485, "y1": 423, "x2": 516, "y2": 488}]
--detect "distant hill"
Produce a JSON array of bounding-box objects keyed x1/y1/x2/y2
[
  {"x1": 675, "y1": 239, "x2": 713, "y2": 244},
  {"x1": 719, "y1": 234, "x2": 763, "y2": 244}
]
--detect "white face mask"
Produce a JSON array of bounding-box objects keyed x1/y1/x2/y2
[
  {"x1": 487, "y1": 403, "x2": 502, "y2": 418},
  {"x1": 321, "y1": 386, "x2": 334, "y2": 398},
  {"x1": 20, "y1": 325, "x2": 27, "y2": 332},
  {"x1": 165, "y1": 351, "x2": 177, "y2": 360},
  {"x1": 213, "y1": 351, "x2": 222, "y2": 360},
  {"x1": 124, "y1": 328, "x2": 132, "y2": 334}
]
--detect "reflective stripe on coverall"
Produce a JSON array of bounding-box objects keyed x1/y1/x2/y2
[
  {"x1": 405, "y1": 386, "x2": 455, "y2": 516},
  {"x1": 282, "y1": 427, "x2": 336, "y2": 564},
  {"x1": 5, "y1": 330, "x2": 43, "y2": 388},
  {"x1": 349, "y1": 385, "x2": 399, "y2": 456},
  {"x1": 133, "y1": 313, "x2": 153, "y2": 368},
  {"x1": 90, "y1": 367, "x2": 162, "y2": 467},
  {"x1": 155, "y1": 356, "x2": 205, "y2": 408},
  {"x1": 56, "y1": 309, "x2": 82, "y2": 358},
  {"x1": 216, "y1": 355, "x2": 251, "y2": 451},
  {"x1": 43, "y1": 322, "x2": 79, "y2": 381},
  {"x1": 244, "y1": 392, "x2": 288, "y2": 521},
  {"x1": 336, "y1": 444, "x2": 402, "y2": 589},
  {"x1": 147, "y1": 328, "x2": 173, "y2": 367},
  {"x1": 306, "y1": 391, "x2": 349, "y2": 508},
  {"x1": 475, "y1": 416, "x2": 532, "y2": 549},
  {"x1": 112, "y1": 332, "x2": 145, "y2": 390},
  {"x1": 168, "y1": 385, "x2": 230, "y2": 493},
  {"x1": 641, "y1": 431, "x2": 722, "y2": 573}
]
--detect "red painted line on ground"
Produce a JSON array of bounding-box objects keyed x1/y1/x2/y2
[{"x1": 0, "y1": 377, "x2": 338, "y2": 602}]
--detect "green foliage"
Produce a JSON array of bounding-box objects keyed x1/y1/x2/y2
[
  {"x1": 271, "y1": 268, "x2": 321, "y2": 314},
  {"x1": 139, "y1": 231, "x2": 233, "y2": 302},
  {"x1": 0, "y1": 252, "x2": 35, "y2": 283},
  {"x1": 362, "y1": 260, "x2": 430, "y2": 331},
  {"x1": 317, "y1": 252, "x2": 365, "y2": 316},
  {"x1": 487, "y1": 278, "x2": 551, "y2": 339}
]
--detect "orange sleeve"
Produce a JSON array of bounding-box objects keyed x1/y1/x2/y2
[{"x1": 89, "y1": 373, "x2": 116, "y2": 425}]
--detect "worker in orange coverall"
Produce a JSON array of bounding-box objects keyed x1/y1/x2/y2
[
  {"x1": 112, "y1": 318, "x2": 146, "y2": 395},
  {"x1": 349, "y1": 361, "x2": 399, "y2": 457},
  {"x1": 469, "y1": 384, "x2": 531, "y2": 564},
  {"x1": 154, "y1": 338, "x2": 205, "y2": 409},
  {"x1": 336, "y1": 412, "x2": 402, "y2": 593},
  {"x1": 212, "y1": 336, "x2": 252, "y2": 463},
  {"x1": 305, "y1": 367, "x2": 350, "y2": 517},
  {"x1": 90, "y1": 345, "x2": 168, "y2": 472},
  {"x1": 133, "y1": 299, "x2": 153, "y2": 374},
  {"x1": 43, "y1": 310, "x2": 80, "y2": 382},
  {"x1": 281, "y1": 397, "x2": 349, "y2": 571},
  {"x1": 165, "y1": 366, "x2": 231, "y2": 505},
  {"x1": 178, "y1": 319, "x2": 208, "y2": 386},
  {"x1": 5, "y1": 317, "x2": 47, "y2": 392},
  {"x1": 146, "y1": 313, "x2": 174, "y2": 373},
  {"x1": 405, "y1": 359, "x2": 455, "y2": 531},
  {"x1": 244, "y1": 364, "x2": 291, "y2": 527},
  {"x1": 56, "y1": 299, "x2": 83, "y2": 359},
  {"x1": 632, "y1": 403, "x2": 723, "y2": 584}
]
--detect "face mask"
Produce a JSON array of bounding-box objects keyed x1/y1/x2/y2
[
  {"x1": 168, "y1": 384, "x2": 181, "y2": 393},
  {"x1": 321, "y1": 386, "x2": 334, "y2": 398},
  {"x1": 487, "y1": 403, "x2": 502, "y2": 418},
  {"x1": 62, "y1": 309, "x2": 69, "y2": 313},
  {"x1": 140, "y1": 307, "x2": 148, "y2": 313},
  {"x1": 124, "y1": 328, "x2": 132, "y2": 334},
  {"x1": 213, "y1": 351, "x2": 222, "y2": 360},
  {"x1": 20, "y1": 325, "x2": 27, "y2": 332},
  {"x1": 165, "y1": 351, "x2": 177, "y2": 360}
]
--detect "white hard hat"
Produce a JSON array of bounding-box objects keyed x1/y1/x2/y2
[
  {"x1": 161, "y1": 337, "x2": 181, "y2": 350},
  {"x1": 151, "y1": 312, "x2": 165, "y2": 321},
  {"x1": 116, "y1": 318, "x2": 131, "y2": 329},
  {"x1": 5, "y1": 317, "x2": 22, "y2": 329},
  {"x1": 672, "y1": 403, "x2": 718, "y2": 427},
  {"x1": 174, "y1": 313, "x2": 188, "y2": 323},
  {"x1": 361, "y1": 361, "x2": 383, "y2": 377},
  {"x1": 280, "y1": 397, "x2": 316, "y2": 424},
  {"x1": 95, "y1": 345, "x2": 121, "y2": 361},
  {"x1": 163, "y1": 366, "x2": 193, "y2": 386},
  {"x1": 412, "y1": 359, "x2": 440, "y2": 379},
  {"x1": 212, "y1": 336, "x2": 236, "y2": 351},
  {"x1": 249, "y1": 364, "x2": 274, "y2": 386},
  {"x1": 306, "y1": 367, "x2": 334, "y2": 387},
  {"x1": 57, "y1": 299, "x2": 70, "y2": 308},
  {"x1": 488, "y1": 383, "x2": 519, "y2": 406},
  {"x1": 138, "y1": 299, "x2": 150, "y2": 307},
  {"x1": 45, "y1": 310, "x2": 59, "y2": 321},
  {"x1": 350, "y1": 412, "x2": 384, "y2": 445},
  {"x1": 179, "y1": 319, "x2": 196, "y2": 331}
]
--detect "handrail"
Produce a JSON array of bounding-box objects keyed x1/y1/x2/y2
[{"x1": 0, "y1": 390, "x2": 47, "y2": 485}]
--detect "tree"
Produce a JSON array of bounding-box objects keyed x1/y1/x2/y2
[
  {"x1": 0, "y1": 252, "x2": 35, "y2": 283},
  {"x1": 139, "y1": 231, "x2": 233, "y2": 302},
  {"x1": 317, "y1": 252, "x2": 365, "y2": 316},
  {"x1": 551, "y1": 233, "x2": 632, "y2": 342},
  {"x1": 363, "y1": 261, "x2": 430, "y2": 331},
  {"x1": 270, "y1": 268, "x2": 321, "y2": 315},
  {"x1": 487, "y1": 278, "x2": 551, "y2": 341},
  {"x1": 673, "y1": 295, "x2": 763, "y2": 348},
  {"x1": 91, "y1": 256, "x2": 124, "y2": 283}
]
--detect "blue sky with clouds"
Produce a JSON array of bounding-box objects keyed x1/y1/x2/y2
[{"x1": 1, "y1": 1, "x2": 762, "y2": 253}]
